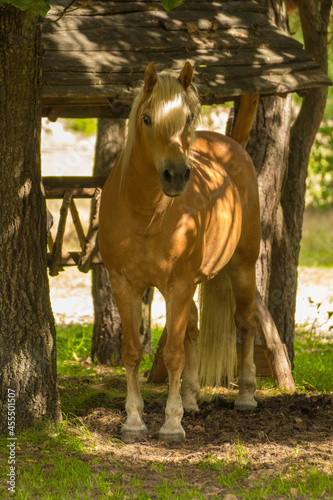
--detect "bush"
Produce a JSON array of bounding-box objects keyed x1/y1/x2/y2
[{"x1": 306, "y1": 120, "x2": 333, "y2": 209}]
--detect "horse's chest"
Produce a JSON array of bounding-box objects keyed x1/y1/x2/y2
[{"x1": 114, "y1": 215, "x2": 202, "y2": 285}]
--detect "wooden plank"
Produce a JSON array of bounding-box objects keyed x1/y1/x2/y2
[
  {"x1": 42, "y1": 27, "x2": 307, "y2": 55},
  {"x1": 43, "y1": 176, "x2": 107, "y2": 198},
  {"x1": 42, "y1": 104, "x2": 131, "y2": 119},
  {"x1": 42, "y1": 61, "x2": 320, "y2": 91},
  {"x1": 42, "y1": 69, "x2": 330, "y2": 102},
  {"x1": 43, "y1": 11, "x2": 269, "y2": 36},
  {"x1": 43, "y1": 4, "x2": 267, "y2": 34},
  {"x1": 46, "y1": 0, "x2": 265, "y2": 21},
  {"x1": 42, "y1": 48, "x2": 314, "y2": 77}
]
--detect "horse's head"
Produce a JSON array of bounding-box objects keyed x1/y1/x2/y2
[{"x1": 131, "y1": 62, "x2": 200, "y2": 197}]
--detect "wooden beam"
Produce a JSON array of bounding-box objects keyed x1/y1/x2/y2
[
  {"x1": 47, "y1": 251, "x2": 102, "y2": 268},
  {"x1": 78, "y1": 188, "x2": 102, "y2": 273},
  {"x1": 229, "y1": 94, "x2": 259, "y2": 148},
  {"x1": 47, "y1": 106, "x2": 63, "y2": 122},
  {"x1": 43, "y1": 176, "x2": 107, "y2": 198},
  {"x1": 256, "y1": 290, "x2": 296, "y2": 392},
  {"x1": 49, "y1": 191, "x2": 72, "y2": 276},
  {"x1": 69, "y1": 199, "x2": 86, "y2": 250}
]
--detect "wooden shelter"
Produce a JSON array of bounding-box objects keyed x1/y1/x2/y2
[
  {"x1": 41, "y1": 0, "x2": 331, "y2": 388},
  {"x1": 42, "y1": 0, "x2": 331, "y2": 121}
]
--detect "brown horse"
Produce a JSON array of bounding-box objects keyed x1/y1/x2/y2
[{"x1": 99, "y1": 62, "x2": 261, "y2": 443}]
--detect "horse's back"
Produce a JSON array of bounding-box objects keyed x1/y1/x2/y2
[
  {"x1": 193, "y1": 131, "x2": 258, "y2": 201},
  {"x1": 191, "y1": 131, "x2": 261, "y2": 272}
]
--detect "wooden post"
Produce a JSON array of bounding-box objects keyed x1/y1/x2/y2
[
  {"x1": 229, "y1": 94, "x2": 259, "y2": 148},
  {"x1": 256, "y1": 290, "x2": 296, "y2": 392}
]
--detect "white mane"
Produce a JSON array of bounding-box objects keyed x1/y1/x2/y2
[{"x1": 119, "y1": 70, "x2": 201, "y2": 172}]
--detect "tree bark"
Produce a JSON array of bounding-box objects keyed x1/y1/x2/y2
[
  {"x1": 247, "y1": 94, "x2": 292, "y2": 303},
  {"x1": 268, "y1": 0, "x2": 331, "y2": 364},
  {"x1": 0, "y1": 5, "x2": 61, "y2": 433}
]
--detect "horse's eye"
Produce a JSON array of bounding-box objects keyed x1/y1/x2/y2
[{"x1": 143, "y1": 115, "x2": 152, "y2": 126}]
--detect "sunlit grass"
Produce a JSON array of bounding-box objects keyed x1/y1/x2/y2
[
  {"x1": 299, "y1": 208, "x2": 333, "y2": 267},
  {"x1": 293, "y1": 330, "x2": 333, "y2": 392}
]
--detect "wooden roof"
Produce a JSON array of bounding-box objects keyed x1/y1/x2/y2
[{"x1": 42, "y1": 0, "x2": 332, "y2": 120}]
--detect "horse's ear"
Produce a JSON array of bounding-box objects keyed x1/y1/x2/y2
[
  {"x1": 144, "y1": 62, "x2": 158, "y2": 94},
  {"x1": 179, "y1": 62, "x2": 193, "y2": 91}
]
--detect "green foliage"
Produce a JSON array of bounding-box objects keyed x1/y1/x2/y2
[
  {"x1": 0, "y1": 0, "x2": 51, "y2": 16},
  {"x1": 162, "y1": 0, "x2": 186, "y2": 11},
  {"x1": 306, "y1": 122, "x2": 333, "y2": 209},
  {"x1": 64, "y1": 118, "x2": 98, "y2": 136}
]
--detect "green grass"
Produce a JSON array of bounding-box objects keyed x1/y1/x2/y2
[
  {"x1": 56, "y1": 323, "x2": 333, "y2": 394},
  {"x1": 0, "y1": 421, "x2": 111, "y2": 500},
  {"x1": 1, "y1": 324, "x2": 330, "y2": 499},
  {"x1": 293, "y1": 330, "x2": 333, "y2": 392},
  {"x1": 57, "y1": 324, "x2": 95, "y2": 376},
  {"x1": 299, "y1": 208, "x2": 333, "y2": 267},
  {"x1": 2, "y1": 427, "x2": 331, "y2": 500},
  {"x1": 198, "y1": 442, "x2": 333, "y2": 499}
]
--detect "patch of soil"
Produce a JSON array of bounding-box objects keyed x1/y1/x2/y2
[{"x1": 77, "y1": 385, "x2": 333, "y2": 498}]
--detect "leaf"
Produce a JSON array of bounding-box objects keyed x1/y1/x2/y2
[
  {"x1": 0, "y1": 0, "x2": 51, "y2": 16},
  {"x1": 162, "y1": 0, "x2": 187, "y2": 12}
]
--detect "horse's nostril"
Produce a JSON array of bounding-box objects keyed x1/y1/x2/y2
[
  {"x1": 163, "y1": 169, "x2": 173, "y2": 184},
  {"x1": 184, "y1": 167, "x2": 191, "y2": 182}
]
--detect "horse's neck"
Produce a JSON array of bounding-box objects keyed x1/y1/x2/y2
[{"x1": 120, "y1": 152, "x2": 165, "y2": 215}]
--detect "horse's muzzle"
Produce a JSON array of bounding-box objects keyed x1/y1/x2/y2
[{"x1": 159, "y1": 160, "x2": 191, "y2": 197}]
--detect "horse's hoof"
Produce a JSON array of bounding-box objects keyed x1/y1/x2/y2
[
  {"x1": 234, "y1": 394, "x2": 257, "y2": 411},
  {"x1": 121, "y1": 428, "x2": 148, "y2": 444},
  {"x1": 184, "y1": 405, "x2": 200, "y2": 416},
  {"x1": 159, "y1": 426, "x2": 185, "y2": 443}
]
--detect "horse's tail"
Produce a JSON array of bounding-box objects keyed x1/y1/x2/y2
[{"x1": 198, "y1": 268, "x2": 237, "y2": 387}]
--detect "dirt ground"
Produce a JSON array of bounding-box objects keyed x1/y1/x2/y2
[{"x1": 60, "y1": 373, "x2": 333, "y2": 499}]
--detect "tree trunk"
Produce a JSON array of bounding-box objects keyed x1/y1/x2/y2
[
  {"x1": 91, "y1": 262, "x2": 123, "y2": 364},
  {"x1": 91, "y1": 119, "x2": 153, "y2": 364},
  {"x1": 247, "y1": 94, "x2": 292, "y2": 303},
  {"x1": 0, "y1": 5, "x2": 61, "y2": 433},
  {"x1": 268, "y1": 0, "x2": 331, "y2": 364}
]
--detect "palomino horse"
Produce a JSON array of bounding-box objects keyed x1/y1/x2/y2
[{"x1": 99, "y1": 62, "x2": 261, "y2": 443}]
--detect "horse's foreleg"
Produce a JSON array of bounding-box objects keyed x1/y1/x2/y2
[
  {"x1": 228, "y1": 265, "x2": 258, "y2": 410},
  {"x1": 181, "y1": 299, "x2": 200, "y2": 413},
  {"x1": 111, "y1": 279, "x2": 147, "y2": 443},
  {"x1": 159, "y1": 291, "x2": 193, "y2": 442}
]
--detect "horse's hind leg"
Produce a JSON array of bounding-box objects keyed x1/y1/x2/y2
[
  {"x1": 227, "y1": 263, "x2": 258, "y2": 410},
  {"x1": 181, "y1": 300, "x2": 200, "y2": 412},
  {"x1": 110, "y1": 277, "x2": 147, "y2": 443}
]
